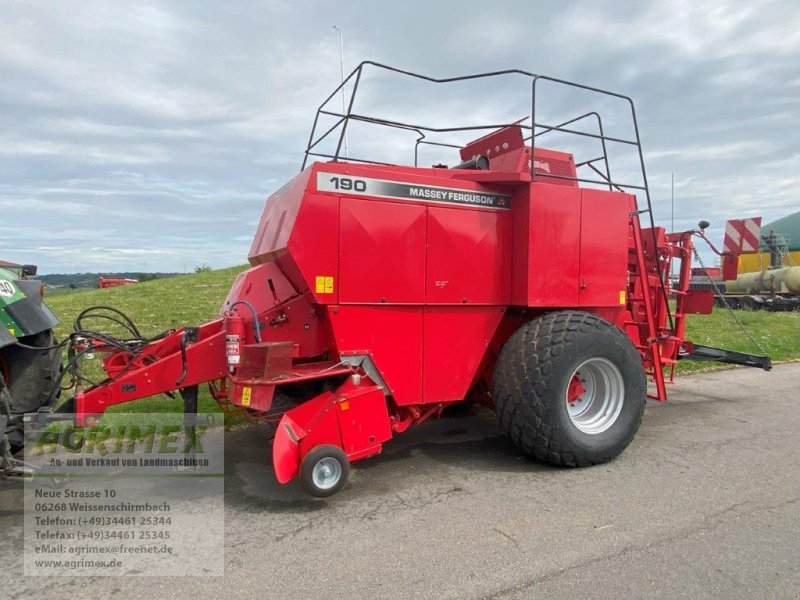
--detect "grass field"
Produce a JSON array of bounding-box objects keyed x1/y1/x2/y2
[
  {"x1": 45, "y1": 266, "x2": 800, "y2": 415},
  {"x1": 683, "y1": 306, "x2": 800, "y2": 371}
]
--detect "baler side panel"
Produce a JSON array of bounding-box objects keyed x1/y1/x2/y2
[
  {"x1": 421, "y1": 307, "x2": 506, "y2": 403},
  {"x1": 524, "y1": 183, "x2": 582, "y2": 307},
  {"x1": 511, "y1": 188, "x2": 531, "y2": 306},
  {"x1": 288, "y1": 192, "x2": 340, "y2": 303},
  {"x1": 221, "y1": 263, "x2": 335, "y2": 358},
  {"x1": 578, "y1": 189, "x2": 631, "y2": 307},
  {"x1": 339, "y1": 198, "x2": 427, "y2": 304},
  {"x1": 221, "y1": 262, "x2": 298, "y2": 318},
  {"x1": 426, "y1": 206, "x2": 512, "y2": 304},
  {"x1": 327, "y1": 305, "x2": 423, "y2": 406},
  {"x1": 336, "y1": 386, "x2": 393, "y2": 456},
  {"x1": 248, "y1": 169, "x2": 311, "y2": 266}
]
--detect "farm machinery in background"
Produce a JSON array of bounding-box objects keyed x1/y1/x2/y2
[
  {"x1": 34, "y1": 63, "x2": 772, "y2": 496},
  {"x1": 690, "y1": 217, "x2": 800, "y2": 311},
  {"x1": 98, "y1": 276, "x2": 139, "y2": 288},
  {"x1": 0, "y1": 261, "x2": 61, "y2": 467}
]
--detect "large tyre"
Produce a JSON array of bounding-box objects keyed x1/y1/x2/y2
[
  {"x1": 493, "y1": 311, "x2": 646, "y2": 467},
  {"x1": 0, "y1": 330, "x2": 62, "y2": 414}
]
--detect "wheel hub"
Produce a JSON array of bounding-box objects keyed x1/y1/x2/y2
[
  {"x1": 311, "y1": 457, "x2": 342, "y2": 490},
  {"x1": 567, "y1": 377, "x2": 586, "y2": 404},
  {"x1": 565, "y1": 358, "x2": 625, "y2": 435}
]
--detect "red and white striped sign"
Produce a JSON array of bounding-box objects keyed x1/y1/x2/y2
[{"x1": 723, "y1": 217, "x2": 762, "y2": 254}]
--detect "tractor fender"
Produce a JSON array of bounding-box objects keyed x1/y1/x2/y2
[{"x1": 0, "y1": 267, "x2": 59, "y2": 342}]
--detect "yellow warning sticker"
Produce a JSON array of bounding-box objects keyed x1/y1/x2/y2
[
  {"x1": 241, "y1": 386, "x2": 251, "y2": 407},
  {"x1": 315, "y1": 275, "x2": 334, "y2": 294},
  {"x1": 619, "y1": 290, "x2": 627, "y2": 305}
]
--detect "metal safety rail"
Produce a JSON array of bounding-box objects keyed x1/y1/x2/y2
[
  {"x1": 302, "y1": 61, "x2": 673, "y2": 330},
  {"x1": 302, "y1": 62, "x2": 651, "y2": 197}
]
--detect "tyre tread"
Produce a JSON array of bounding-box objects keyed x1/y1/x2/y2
[{"x1": 493, "y1": 311, "x2": 645, "y2": 467}]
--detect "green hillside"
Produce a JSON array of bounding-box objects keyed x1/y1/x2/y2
[
  {"x1": 44, "y1": 265, "x2": 799, "y2": 418},
  {"x1": 42, "y1": 271, "x2": 181, "y2": 290},
  {"x1": 48, "y1": 265, "x2": 245, "y2": 336}
]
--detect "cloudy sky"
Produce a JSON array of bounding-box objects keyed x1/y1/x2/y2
[{"x1": 1, "y1": 0, "x2": 798, "y2": 273}]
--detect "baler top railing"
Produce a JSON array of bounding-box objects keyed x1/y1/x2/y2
[
  {"x1": 302, "y1": 61, "x2": 648, "y2": 194},
  {"x1": 302, "y1": 61, "x2": 672, "y2": 331}
]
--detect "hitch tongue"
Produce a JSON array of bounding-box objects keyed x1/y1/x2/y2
[{"x1": 681, "y1": 344, "x2": 772, "y2": 371}]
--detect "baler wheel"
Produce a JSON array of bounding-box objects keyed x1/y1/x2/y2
[
  {"x1": 300, "y1": 444, "x2": 350, "y2": 497},
  {"x1": 493, "y1": 311, "x2": 646, "y2": 467}
]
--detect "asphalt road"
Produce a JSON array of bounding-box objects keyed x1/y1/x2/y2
[{"x1": 2, "y1": 364, "x2": 799, "y2": 599}]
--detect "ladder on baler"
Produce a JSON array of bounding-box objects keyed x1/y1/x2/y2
[{"x1": 627, "y1": 212, "x2": 669, "y2": 401}]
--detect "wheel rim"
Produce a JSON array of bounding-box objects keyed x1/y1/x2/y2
[
  {"x1": 311, "y1": 457, "x2": 342, "y2": 490},
  {"x1": 565, "y1": 358, "x2": 625, "y2": 434}
]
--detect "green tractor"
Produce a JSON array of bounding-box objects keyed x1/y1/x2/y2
[{"x1": 0, "y1": 261, "x2": 61, "y2": 462}]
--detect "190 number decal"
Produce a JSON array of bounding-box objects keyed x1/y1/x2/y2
[{"x1": 329, "y1": 177, "x2": 366, "y2": 192}]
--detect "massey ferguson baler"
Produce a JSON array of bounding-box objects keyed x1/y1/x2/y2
[{"x1": 57, "y1": 63, "x2": 770, "y2": 496}]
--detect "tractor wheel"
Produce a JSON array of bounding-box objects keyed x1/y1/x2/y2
[
  {"x1": 300, "y1": 444, "x2": 349, "y2": 497},
  {"x1": 0, "y1": 330, "x2": 62, "y2": 415},
  {"x1": 493, "y1": 311, "x2": 646, "y2": 467}
]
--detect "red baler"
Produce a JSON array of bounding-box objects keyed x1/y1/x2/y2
[{"x1": 63, "y1": 63, "x2": 770, "y2": 496}]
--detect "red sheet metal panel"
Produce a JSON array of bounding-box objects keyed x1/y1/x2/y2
[
  {"x1": 422, "y1": 306, "x2": 505, "y2": 403},
  {"x1": 525, "y1": 183, "x2": 582, "y2": 306},
  {"x1": 511, "y1": 188, "x2": 532, "y2": 305},
  {"x1": 249, "y1": 168, "x2": 311, "y2": 265},
  {"x1": 221, "y1": 263, "x2": 334, "y2": 357},
  {"x1": 221, "y1": 262, "x2": 296, "y2": 317},
  {"x1": 327, "y1": 305, "x2": 423, "y2": 406},
  {"x1": 336, "y1": 386, "x2": 393, "y2": 456},
  {"x1": 460, "y1": 125, "x2": 524, "y2": 159},
  {"x1": 426, "y1": 206, "x2": 511, "y2": 305},
  {"x1": 339, "y1": 198, "x2": 427, "y2": 304},
  {"x1": 578, "y1": 189, "x2": 631, "y2": 307},
  {"x1": 683, "y1": 289, "x2": 714, "y2": 315},
  {"x1": 273, "y1": 393, "x2": 337, "y2": 483},
  {"x1": 530, "y1": 148, "x2": 578, "y2": 187},
  {"x1": 288, "y1": 192, "x2": 340, "y2": 303}
]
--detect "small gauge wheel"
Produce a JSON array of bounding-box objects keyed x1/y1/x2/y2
[{"x1": 300, "y1": 444, "x2": 350, "y2": 497}]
